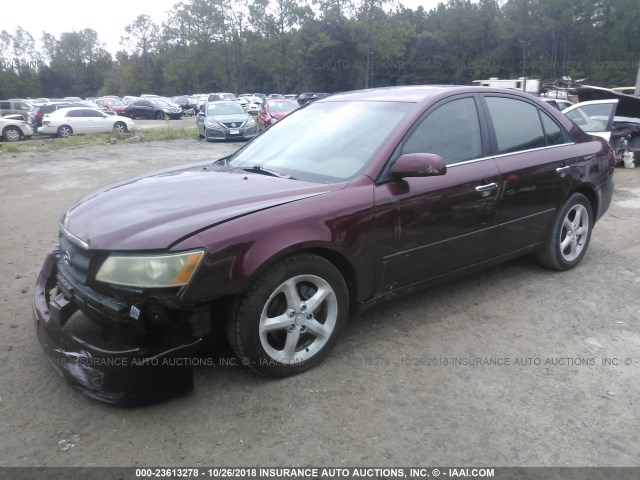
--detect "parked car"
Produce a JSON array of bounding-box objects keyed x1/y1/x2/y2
[
  {"x1": 256, "y1": 98, "x2": 299, "y2": 131},
  {"x1": 297, "y1": 92, "x2": 329, "y2": 105},
  {"x1": 124, "y1": 99, "x2": 183, "y2": 120},
  {"x1": 171, "y1": 95, "x2": 198, "y2": 112},
  {"x1": 238, "y1": 96, "x2": 262, "y2": 115},
  {"x1": 95, "y1": 98, "x2": 128, "y2": 115},
  {"x1": 121, "y1": 96, "x2": 142, "y2": 105},
  {"x1": 30, "y1": 102, "x2": 85, "y2": 129},
  {"x1": 562, "y1": 99, "x2": 640, "y2": 165},
  {"x1": 0, "y1": 99, "x2": 33, "y2": 122},
  {"x1": 34, "y1": 85, "x2": 614, "y2": 404},
  {"x1": 541, "y1": 97, "x2": 573, "y2": 111},
  {"x1": 38, "y1": 107, "x2": 135, "y2": 138},
  {"x1": 0, "y1": 116, "x2": 33, "y2": 141},
  {"x1": 268, "y1": 93, "x2": 284, "y2": 99},
  {"x1": 196, "y1": 101, "x2": 257, "y2": 141}
]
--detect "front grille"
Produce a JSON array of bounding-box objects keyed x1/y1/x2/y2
[
  {"x1": 58, "y1": 230, "x2": 92, "y2": 286},
  {"x1": 222, "y1": 122, "x2": 242, "y2": 128}
]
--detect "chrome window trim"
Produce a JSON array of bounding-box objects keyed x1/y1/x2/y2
[{"x1": 447, "y1": 142, "x2": 575, "y2": 168}]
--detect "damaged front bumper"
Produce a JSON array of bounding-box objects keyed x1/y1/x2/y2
[{"x1": 33, "y1": 246, "x2": 203, "y2": 405}]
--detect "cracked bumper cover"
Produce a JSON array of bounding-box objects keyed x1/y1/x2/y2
[{"x1": 33, "y1": 246, "x2": 202, "y2": 405}]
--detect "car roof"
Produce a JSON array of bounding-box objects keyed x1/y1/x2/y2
[
  {"x1": 205, "y1": 101, "x2": 242, "y2": 107},
  {"x1": 48, "y1": 106, "x2": 104, "y2": 115},
  {"x1": 317, "y1": 85, "x2": 471, "y2": 103}
]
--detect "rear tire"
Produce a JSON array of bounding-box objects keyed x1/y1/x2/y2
[
  {"x1": 57, "y1": 125, "x2": 73, "y2": 138},
  {"x1": 537, "y1": 193, "x2": 593, "y2": 270},
  {"x1": 226, "y1": 254, "x2": 348, "y2": 377}
]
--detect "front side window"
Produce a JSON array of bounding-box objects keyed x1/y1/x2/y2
[
  {"x1": 485, "y1": 97, "x2": 546, "y2": 154},
  {"x1": 401, "y1": 97, "x2": 482, "y2": 165}
]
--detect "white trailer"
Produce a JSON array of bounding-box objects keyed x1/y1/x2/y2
[{"x1": 472, "y1": 77, "x2": 540, "y2": 94}]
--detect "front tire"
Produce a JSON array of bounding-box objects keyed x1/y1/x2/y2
[
  {"x1": 154, "y1": 111, "x2": 164, "y2": 120},
  {"x1": 57, "y1": 125, "x2": 73, "y2": 138},
  {"x1": 113, "y1": 121, "x2": 128, "y2": 134},
  {"x1": 537, "y1": 193, "x2": 593, "y2": 270},
  {"x1": 3, "y1": 126, "x2": 22, "y2": 142},
  {"x1": 227, "y1": 254, "x2": 348, "y2": 377}
]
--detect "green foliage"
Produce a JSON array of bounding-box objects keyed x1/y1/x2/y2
[{"x1": 1, "y1": 0, "x2": 639, "y2": 99}]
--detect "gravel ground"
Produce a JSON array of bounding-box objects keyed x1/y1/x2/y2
[{"x1": 0, "y1": 138, "x2": 639, "y2": 468}]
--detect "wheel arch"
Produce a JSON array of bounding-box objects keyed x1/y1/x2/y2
[
  {"x1": 243, "y1": 245, "x2": 360, "y2": 315},
  {"x1": 572, "y1": 184, "x2": 599, "y2": 222}
]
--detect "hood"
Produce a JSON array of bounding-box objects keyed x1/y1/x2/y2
[
  {"x1": 208, "y1": 114, "x2": 249, "y2": 124},
  {"x1": 61, "y1": 164, "x2": 341, "y2": 251}
]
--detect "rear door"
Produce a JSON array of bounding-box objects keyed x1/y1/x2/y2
[
  {"x1": 481, "y1": 94, "x2": 576, "y2": 252},
  {"x1": 64, "y1": 109, "x2": 88, "y2": 133}
]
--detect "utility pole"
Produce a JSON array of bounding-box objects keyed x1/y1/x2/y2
[{"x1": 635, "y1": 59, "x2": 640, "y2": 96}]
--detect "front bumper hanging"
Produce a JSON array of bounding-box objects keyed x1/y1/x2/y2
[{"x1": 33, "y1": 246, "x2": 202, "y2": 405}]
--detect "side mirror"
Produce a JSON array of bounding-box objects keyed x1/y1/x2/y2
[{"x1": 391, "y1": 153, "x2": 447, "y2": 178}]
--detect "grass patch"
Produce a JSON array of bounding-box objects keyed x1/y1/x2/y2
[
  {"x1": 47, "y1": 132, "x2": 111, "y2": 150},
  {"x1": 140, "y1": 127, "x2": 199, "y2": 141},
  {"x1": 6, "y1": 126, "x2": 199, "y2": 153},
  {"x1": 1, "y1": 143, "x2": 23, "y2": 152}
]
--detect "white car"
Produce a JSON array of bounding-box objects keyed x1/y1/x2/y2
[
  {"x1": 0, "y1": 116, "x2": 34, "y2": 141},
  {"x1": 39, "y1": 107, "x2": 135, "y2": 138}
]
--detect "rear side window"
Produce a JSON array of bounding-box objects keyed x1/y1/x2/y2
[
  {"x1": 539, "y1": 111, "x2": 564, "y2": 146},
  {"x1": 66, "y1": 110, "x2": 84, "y2": 118},
  {"x1": 83, "y1": 109, "x2": 103, "y2": 117},
  {"x1": 485, "y1": 97, "x2": 546, "y2": 154},
  {"x1": 0, "y1": 101, "x2": 10, "y2": 109},
  {"x1": 402, "y1": 97, "x2": 482, "y2": 165}
]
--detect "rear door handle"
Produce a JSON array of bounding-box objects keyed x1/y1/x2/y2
[
  {"x1": 475, "y1": 182, "x2": 498, "y2": 192},
  {"x1": 556, "y1": 166, "x2": 571, "y2": 173}
]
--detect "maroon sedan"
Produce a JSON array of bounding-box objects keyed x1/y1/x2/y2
[
  {"x1": 34, "y1": 86, "x2": 614, "y2": 404},
  {"x1": 256, "y1": 98, "x2": 299, "y2": 131}
]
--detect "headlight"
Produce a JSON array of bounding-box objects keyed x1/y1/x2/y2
[
  {"x1": 206, "y1": 120, "x2": 223, "y2": 129},
  {"x1": 244, "y1": 117, "x2": 255, "y2": 127},
  {"x1": 96, "y1": 250, "x2": 204, "y2": 288}
]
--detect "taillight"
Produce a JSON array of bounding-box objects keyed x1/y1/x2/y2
[{"x1": 608, "y1": 146, "x2": 616, "y2": 167}]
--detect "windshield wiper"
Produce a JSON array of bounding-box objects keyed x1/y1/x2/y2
[{"x1": 240, "y1": 165, "x2": 295, "y2": 180}]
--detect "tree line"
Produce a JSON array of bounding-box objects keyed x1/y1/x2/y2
[{"x1": 1, "y1": 0, "x2": 639, "y2": 99}]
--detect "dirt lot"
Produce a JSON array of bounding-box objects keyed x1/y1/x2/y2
[{"x1": 0, "y1": 138, "x2": 639, "y2": 468}]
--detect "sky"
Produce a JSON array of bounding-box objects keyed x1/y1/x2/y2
[{"x1": 1, "y1": 0, "x2": 444, "y2": 57}]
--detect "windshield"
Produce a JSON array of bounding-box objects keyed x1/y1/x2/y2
[
  {"x1": 207, "y1": 103, "x2": 245, "y2": 115},
  {"x1": 228, "y1": 100, "x2": 412, "y2": 183},
  {"x1": 152, "y1": 99, "x2": 172, "y2": 108},
  {"x1": 267, "y1": 101, "x2": 298, "y2": 114}
]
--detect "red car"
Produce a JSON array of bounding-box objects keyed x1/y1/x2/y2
[
  {"x1": 256, "y1": 98, "x2": 299, "y2": 131},
  {"x1": 34, "y1": 86, "x2": 614, "y2": 404},
  {"x1": 95, "y1": 98, "x2": 128, "y2": 115}
]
